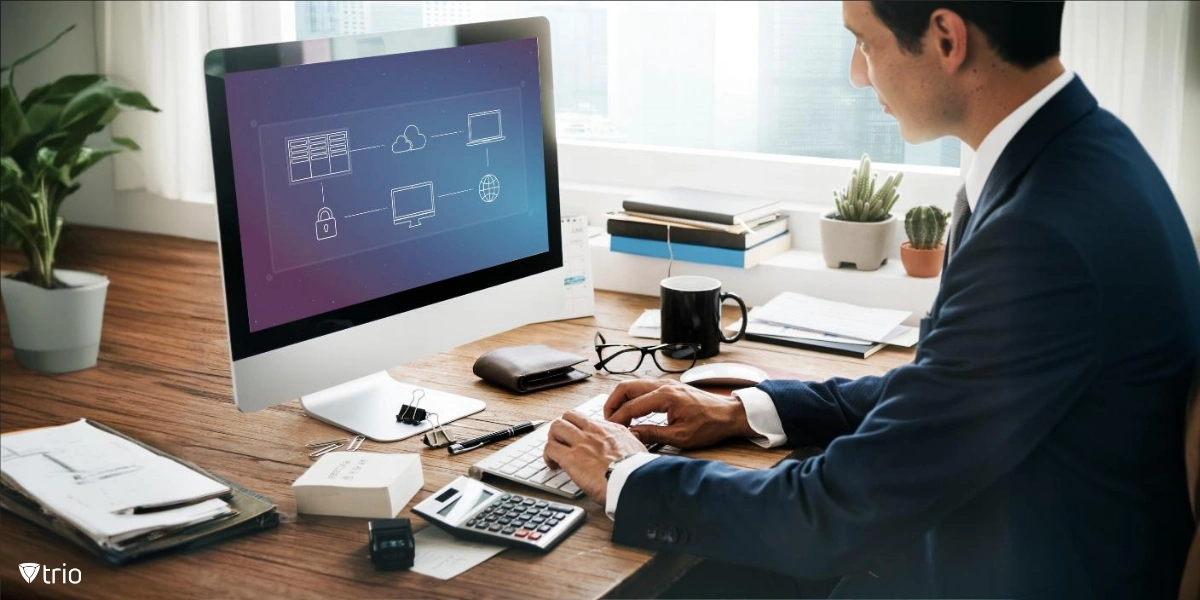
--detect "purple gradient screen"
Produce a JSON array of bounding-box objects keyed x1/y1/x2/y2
[{"x1": 223, "y1": 38, "x2": 549, "y2": 332}]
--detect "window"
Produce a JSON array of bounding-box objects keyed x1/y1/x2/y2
[{"x1": 295, "y1": 1, "x2": 961, "y2": 168}]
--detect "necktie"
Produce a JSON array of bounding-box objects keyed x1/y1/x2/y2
[{"x1": 946, "y1": 185, "x2": 971, "y2": 262}]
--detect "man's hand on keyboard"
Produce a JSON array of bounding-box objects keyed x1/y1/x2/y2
[
  {"x1": 604, "y1": 379, "x2": 756, "y2": 449},
  {"x1": 543, "y1": 411, "x2": 647, "y2": 505}
]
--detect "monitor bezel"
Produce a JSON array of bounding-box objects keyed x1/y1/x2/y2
[{"x1": 204, "y1": 18, "x2": 561, "y2": 362}]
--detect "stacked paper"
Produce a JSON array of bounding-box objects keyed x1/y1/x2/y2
[
  {"x1": 293, "y1": 452, "x2": 422, "y2": 519},
  {"x1": 730, "y1": 292, "x2": 919, "y2": 348},
  {"x1": 0, "y1": 420, "x2": 233, "y2": 549}
]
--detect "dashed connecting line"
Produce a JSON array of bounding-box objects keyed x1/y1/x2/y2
[
  {"x1": 311, "y1": 116, "x2": 498, "y2": 233},
  {"x1": 344, "y1": 207, "x2": 387, "y2": 218}
]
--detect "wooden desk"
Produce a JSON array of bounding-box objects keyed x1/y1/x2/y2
[{"x1": 0, "y1": 227, "x2": 914, "y2": 599}]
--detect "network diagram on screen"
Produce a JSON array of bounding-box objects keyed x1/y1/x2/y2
[
  {"x1": 223, "y1": 38, "x2": 549, "y2": 332},
  {"x1": 257, "y1": 86, "x2": 529, "y2": 273}
]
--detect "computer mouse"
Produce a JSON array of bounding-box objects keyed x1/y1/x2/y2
[{"x1": 680, "y1": 363, "x2": 770, "y2": 387}]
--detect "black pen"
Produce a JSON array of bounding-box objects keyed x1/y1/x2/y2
[{"x1": 447, "y1": 421, "x2": 545, "y2": 455}]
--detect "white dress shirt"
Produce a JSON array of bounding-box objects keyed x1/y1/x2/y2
[
  {"x1": 964, "y1": 69, "x2": 1075, "y2": 210},
  {"x1": 607, "y1": 69, "x2": 1077, "y2": 520}
]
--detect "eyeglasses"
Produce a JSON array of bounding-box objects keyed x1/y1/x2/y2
[{"x1": 593, "y1": 332, "x2": 700, "y2": 374}]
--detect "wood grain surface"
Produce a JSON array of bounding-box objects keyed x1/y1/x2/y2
[{"x1": 0, "y1": 226, "x2": 914, "y2": 599}]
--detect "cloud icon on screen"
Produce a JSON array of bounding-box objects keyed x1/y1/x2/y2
[{"x1": 391, "y1": 124, "x2": 427, "y2": 154}]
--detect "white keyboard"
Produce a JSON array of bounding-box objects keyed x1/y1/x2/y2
[{"x1": 468, "y1": 394, "x2": 667, "y2": 498}]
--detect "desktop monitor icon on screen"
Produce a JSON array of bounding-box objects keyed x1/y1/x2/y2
[
  {"x1": 391, "y1": 182, "x2": 435, "y2": 227},
  {"x1": 466, "y1": 110, "x2": 505, "y2": 146}
]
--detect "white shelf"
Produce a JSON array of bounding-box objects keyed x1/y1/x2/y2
[{"x1": 589, "y1": 235, "x2": 940, "y2": 326}]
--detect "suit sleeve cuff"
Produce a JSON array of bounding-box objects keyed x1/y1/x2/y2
[
  {"x1": 605, "y1": 453, "x2": 661, "y2": 520},
  {"x1": 733, "y1": 387, "x2": 788, "y2": 448}
]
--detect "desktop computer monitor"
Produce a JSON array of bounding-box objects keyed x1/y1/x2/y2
[{"x1": 203, "y1": 18, "x2": 564, "y2": 441}]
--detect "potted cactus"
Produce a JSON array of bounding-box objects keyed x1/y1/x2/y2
[
  {"x1": 820, "y1": 154, "x2": 904, "y2": 271},
  {"x1": 901, "y1": 205, "x2": 950, "y2": 278}
]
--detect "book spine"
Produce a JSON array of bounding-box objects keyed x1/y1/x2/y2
[
  {"x1": 606, "y1": 220, "x2": 746, "y2": 249},
  {"x1": 609, "y1": 236, "x2": 748, "y2": 268},
  {"x1": 621, "y1": 200, "x2": 737, "y2": 225}
]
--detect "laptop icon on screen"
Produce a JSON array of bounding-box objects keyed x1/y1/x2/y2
[{"x1": 466, "y1": 110, "x2": 505, "y2": 146}]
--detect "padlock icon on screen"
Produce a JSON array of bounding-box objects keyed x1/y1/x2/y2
[{"x1": 315, "y1": 207, "x2": 337, "y2": 240}]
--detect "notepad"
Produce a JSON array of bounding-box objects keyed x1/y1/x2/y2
[{"x1": 0, "y1": 420, "x2": 233, "y2": 549}]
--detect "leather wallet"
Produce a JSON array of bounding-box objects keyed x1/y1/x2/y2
[{"x1": 472, "y1": 345, "x2": 590, "y2": 393}]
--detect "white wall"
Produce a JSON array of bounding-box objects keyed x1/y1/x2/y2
[
  {"x1": 1182, "y1": 1, "x2": 1200, "y2": 250},
  {"x1": 0, "y1": 1, "x2": 115, "y2": 230},
  {"x1": 0, "y1": 1, "x2": 218, "y2": 242}
]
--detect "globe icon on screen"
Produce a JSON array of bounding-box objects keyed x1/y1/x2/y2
[{"x1": 478, "y1": 173, "x2": 500, "y2": 203}]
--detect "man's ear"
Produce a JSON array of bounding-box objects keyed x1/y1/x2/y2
[{"x1": 929, "y1": 8, "x2": 969, "y2": 73}]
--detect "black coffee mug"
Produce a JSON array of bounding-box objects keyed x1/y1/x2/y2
[{"x1": 660, "y1": 276, "x2": 748, "y2": 359}]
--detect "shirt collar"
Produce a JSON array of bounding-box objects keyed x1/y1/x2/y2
[{"x1": 964, "y1": 70, "x2": 1075, "y2": 210}]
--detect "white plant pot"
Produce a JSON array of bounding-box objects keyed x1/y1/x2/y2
[
  {"x1": 819, "y1": 213, "x2": 897, "y2": 272},
  {"x1": 1, "y1": 269, "x2": 109, "y2": 374}
]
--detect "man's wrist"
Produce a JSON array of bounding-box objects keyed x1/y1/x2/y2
[{"x1": 724, "y1": 397, "x2": 757, "y2": 439}]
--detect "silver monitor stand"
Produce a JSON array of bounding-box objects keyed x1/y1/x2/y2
[{"x1": 300, "y1": 371, "x2": 484, "y2": 442}]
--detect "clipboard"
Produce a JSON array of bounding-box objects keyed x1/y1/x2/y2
[{"x1": 0, "y1": 420, "x2": 279, "y2": 565}]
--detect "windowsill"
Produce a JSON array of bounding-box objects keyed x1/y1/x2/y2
[{"x1": 589, "y1": 235, "x2": 939, "y2": 325}]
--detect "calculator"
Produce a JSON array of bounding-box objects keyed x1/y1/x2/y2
[{"x1": 413, "y1": 476, "x2": 585, "y2": 552}]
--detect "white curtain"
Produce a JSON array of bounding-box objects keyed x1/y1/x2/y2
[
  {"x1": 1060, "y1": 0, "x2": 1191, "y2": 196},
  {"x1": 95, "y1": 1, "x2": 295, "y2": 203}
]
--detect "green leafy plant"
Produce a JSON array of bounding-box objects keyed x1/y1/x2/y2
[
  {"x1": 832, "y1": 154, "x2": 903, "y2": 222},
  {"x1": 1, "y1": 25, "x2": 159, "y2": 289},
  {"x1": 904, "y1": 205, "x2": 950, "y2": 250}
]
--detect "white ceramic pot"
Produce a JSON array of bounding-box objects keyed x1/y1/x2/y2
[
  {"x1": 0, "y1": 269, "x2": 109, "y2": 373},
  {"x1": 819, "y1": 213, "x2": 897, "y2": 271}
]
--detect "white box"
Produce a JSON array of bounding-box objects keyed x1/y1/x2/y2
[{"x1": 292, "y1": 452, "x2": 423, "y2": 518}]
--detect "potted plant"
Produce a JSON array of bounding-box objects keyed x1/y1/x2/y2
[
  {"x1": 901, "y1": 205, "x2": 950, "y2": 278},
  {"x1": 0, "y1": 26, "x2": 159, "y2": 373},
  {"x1": 821, "y1": 154, "x2": 904, "y2": 271}
]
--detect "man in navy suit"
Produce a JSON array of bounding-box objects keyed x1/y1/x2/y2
[{"x1": 544, "y1": 1, "x2": 1200, "y2": 597}]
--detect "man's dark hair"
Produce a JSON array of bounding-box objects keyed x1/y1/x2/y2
[{"x1": 869, "y1": 1, "x2": 1065, "y2": 69}]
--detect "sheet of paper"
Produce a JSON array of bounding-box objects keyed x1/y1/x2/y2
[
  {"x1": 537, "y1": 215, "x2": 595, "y2": 322},
  {"x1": 731, "y1": 308, "x2": 918, "y2": 348},
  {"x1": 1, "y1": 420, "x2": 233, "y2": 545},
  {"x1": 881, "y1": 325, "x2": 919, "y2": 348},
  {"x1": 751, "y1": 292, "x2": 912, "y2": 343},
  {"x1": 411, "y1": 526, "x2": 506, "y2": 580},
  {"x1": 628, "y1": 309, "x2": 661, "y2": 339}
]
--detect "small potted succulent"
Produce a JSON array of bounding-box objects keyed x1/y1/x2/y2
[
  {"x1": 821, "y1": 154, "x2": 904, "y2": 271},
  {"x1": 1, "y1": 26, "x2": 159, "y2": 373},
  {"x1": 901, "y1": 205, "x2": 950, "y2": 278}
]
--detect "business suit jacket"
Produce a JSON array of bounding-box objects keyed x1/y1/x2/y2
[{"x1": 614, "y1": 77, "x2": 1200, "y2": 598}]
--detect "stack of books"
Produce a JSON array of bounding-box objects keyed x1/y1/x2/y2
[
  {"x1": 0, "y1": 419, "x2": 278, "y2": 565},
  {"x1": 607, "y1": 188, "x2": 791, "y2": 268}
]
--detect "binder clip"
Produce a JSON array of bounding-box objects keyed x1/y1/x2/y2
[
  {"x1": 421, "y1": 414, "x2": 457, "y2": 449},
  {"x1": 396, "y1": 389, "x2": 428, "y2": 425}
]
